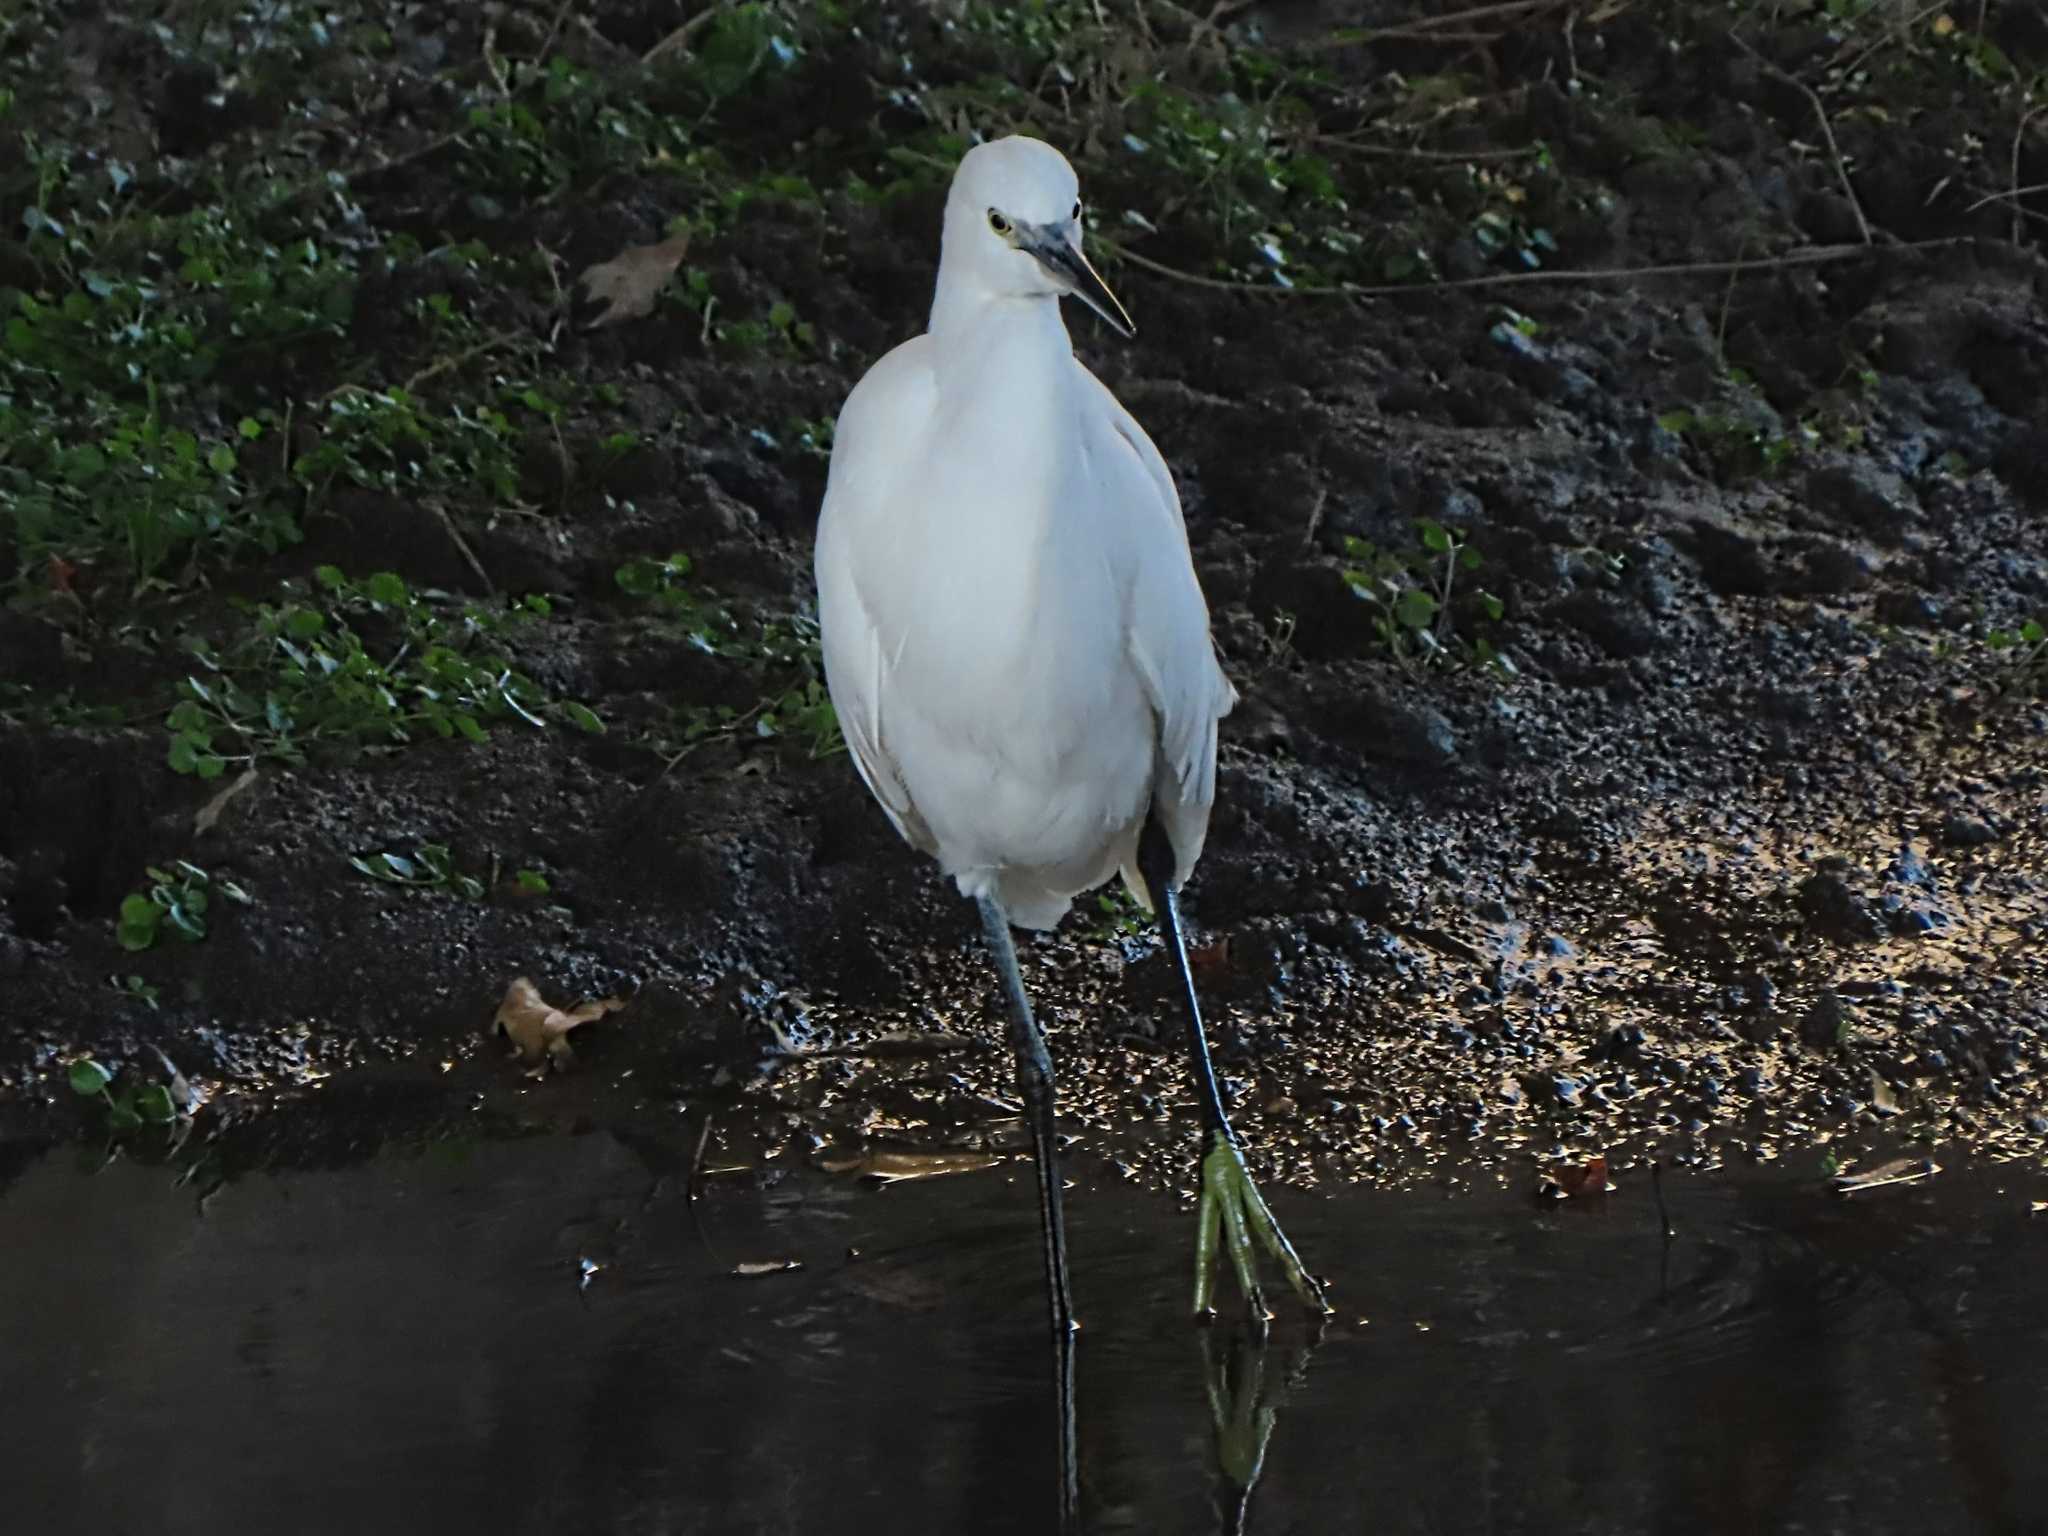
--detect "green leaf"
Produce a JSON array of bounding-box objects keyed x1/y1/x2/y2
[
  {"x1": 314, "y1": 564, "x2": 346, "y2": 590},
  {"x1": 1459, "y1": 546, "x2": 1484, "y2": 571},
  {"x1": 285, "y1": 608, "x2": 326, "y2": 638},
  {"x1": 1394, "y1": 589, "x2": 1438, "y2": 630},
  {"x1": 365, "y1": 571, "x2": 408, "y2": 606},
  {"x1": 207, "y1": 443, "x2": 237, "y2": 475},
  {"x1": 238, "y1": 416, "x2": 264, "y2": 439},
  {"x1": 135, "y1": 1083, "x2": 177, "y2": 1123},
  {"x1": 107, "y1": 1101, "x2": 143, "y2": 1132},
  {"x1": 453, "y1": 713, "x2": 488, "y2": 743},
  {"x1": 168, "y1": 737, "x2": 199, "y2": 774},
  {"x1": 195, "y1": 754, "x2": 226, "y2": 780},
  {"x1": 1418, "y1": 520, "x2": 1452, "y2": 554},
  {"x1": 61, "y1": 443, "x2": 108, "y2": 483},
  {"x1": 1480, "y1": 592, "x2": 1505, "y2": 622},
  {"x1": 68, "y1": 1059, "x2": 113, "y2": 1096},
  {"x1": 515, "y1": 868, "x2": 550, "y2": 895},
  {"x1": 1655, "y1": 410, "x2": 1695, "y2": 433},
  {"x1": 562, "y1": 701, "x2": 604, "y2": 734}
]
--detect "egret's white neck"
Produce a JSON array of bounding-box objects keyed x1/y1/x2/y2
[{"x1": 928, "y1": 268, "x2": 1072, "y2": 348}]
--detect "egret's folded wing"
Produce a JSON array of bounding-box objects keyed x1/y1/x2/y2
[
  {"x1": 1077, "y1": 369, "x2": 1233, "y2": 900},
  {"x1": 1081, "y1": 367, "x2": 1236, "y2": 816},
  {"x1": 814, "y1": 342, "x2": 938, "y2": 853}
]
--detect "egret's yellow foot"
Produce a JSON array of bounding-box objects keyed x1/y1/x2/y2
[{"x1": 1193, "y1": 1132, "x2": 1332, "y2": 1321}]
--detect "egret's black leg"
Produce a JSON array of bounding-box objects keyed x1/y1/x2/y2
[
  {"x1": 977, "y1": 896, "x2": 1081, "y2": 1529},
  {"x1": 1138, "y1": 817, "x2": 1331, "y2": 1323}
]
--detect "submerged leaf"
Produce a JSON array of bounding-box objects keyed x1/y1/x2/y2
[
  {"x1": 817, "y1": 1149, "x2": 1002, "y2": 1184},
  {"x1": 1832, "y1": 1156, "x2": 1939, "y2": 1195}
]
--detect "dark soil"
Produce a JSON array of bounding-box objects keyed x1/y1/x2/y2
[{"x1": 3, "y1": 0, "x2": 2046, "y2": 1196}]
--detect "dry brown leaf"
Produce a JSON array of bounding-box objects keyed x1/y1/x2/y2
[
  {"x1": 575, "y1": 232, "x2": 691, "y2": 329},
  {"x1": 493, "y1": 976, "x2": 627, "y2": 1071},
  {"x1": 1538, "y1": 1152, "x2": 1613, "y2": 1203}
]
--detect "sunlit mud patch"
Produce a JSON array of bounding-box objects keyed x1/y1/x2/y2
[
  {"x1": 746, "y1": 700, "x2": 2045, "y2": 1201},
  {"x1": 2, "y1": 1121, "x2": 2041, "y2": 1535}
]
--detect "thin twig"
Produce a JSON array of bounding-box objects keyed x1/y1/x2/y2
[
  {"x1": 1715, "y1": 231, "x2": 1749, "y2": 359},
  {"x1": 1307, "y1": 0, "x2": 1569, "y2": 49},
  {"x1": 2011, "y1": 104, "x2": 2048, "y2": 247},
  {"x1": 1098, "y1": 235, "x2": 1969, "y2": 301},
  {"x1": 645, "y1": 4, "x2": 725, "y2": 65},
  {"x1": 342, "y1": 128, "x2": 463, "y2": 185},
  {"x1": 1965, "y1": 180, "x2": 2048, "y2": 213},
  {"x1": 1731, "y1": 32, "x2": 1871, "y2": 244},
  {"x1": 535, "y1": 0, "x2": 579, "y2": 66},
  {"x1": 401, "y1": 327, "x2": 528, "y2": 394},
  {"x1": 1827, "y1": 0, "x2": 1949, "y2": 86},
  {"x1": 432, "y1": 504, "x2": 496, "y2": 594},
  {"x1": 1309, "y1": 132, "x2": 1542, "y2": 163}
]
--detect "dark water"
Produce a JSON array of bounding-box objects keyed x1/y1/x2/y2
[{"x1": 3, "y1": 1127, "x2": 2042, "y2": 1535}]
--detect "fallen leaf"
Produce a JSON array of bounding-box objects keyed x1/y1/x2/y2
[
  {"x1": 47, "y1": 556, "x2": 77, "y2": 593},
  {"x1": 575, "y1": 232, "x2": 691, "y2": 329},
  {"x1": 733, "y1": 1259, "x2": 803, "y2": 1277},
  {"x1": 1188, "y1": 936, "x2": 1232, "y2": 978},
  {"x1": 1538, "y1": 1153, "x2": 1612, "y2": 1202},
  {"x1": 816, "y1": 1149, "x2": 1001, "y2": 1184},
  {"x1": 493, "y1": 976, "x2": 628, "y2": 1070},
  {"x1": 1832, "y1": 1155, "x2": 1939, "y2": 1195},
  {"x1": 193, "y1": 766, "x2": 259, "y2": 835}
]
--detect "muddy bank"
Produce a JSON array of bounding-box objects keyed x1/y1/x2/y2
[{"x1": 1, "y1": 0, "x2": 2045, "y2": 1194}]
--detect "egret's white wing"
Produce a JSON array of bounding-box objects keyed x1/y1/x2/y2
[
  {"x1": 1077, "y1": 364, "x2": 1235, "y2": 888},
  {"x1": 815, "y1": 338, "x2": 939, "y2": 854}
]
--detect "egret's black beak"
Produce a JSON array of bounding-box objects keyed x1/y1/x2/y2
[{"x1": 1027, "y1": 223, "x2": 1135, "y2": 340}]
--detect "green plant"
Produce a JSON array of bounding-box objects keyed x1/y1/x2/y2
[
  {"x1": 67, "y1": 1057, "x2": 179, "y2": 1132},
  {"x1": 117, "y1": 861, "x2": 250, "y2": 951},
  {"x1": 1986, "y1": 618, "x2": 2047, "y2": 694},
  {"x1": 164, "y1": 567, "x2": 602, "y2": 774},
  {"x1": 1087, "y1": 884, "x2": 1150, "y2": 943},
  {"x1": 1342, "y1": 519, "x2": 1512, "y2": 675},
  {"x1": 349, "y1": 843, "x2": 486, "y2": 900},
  {"x1": 110, "y1": 973, "x2": 160, "y2": 1008}
]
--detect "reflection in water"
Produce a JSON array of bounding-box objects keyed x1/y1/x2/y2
[
  {"x1": 1200, "y1": 1321, "x2": 1321, "y2": 1535},
  {"x1": 0, "y1": 1129, "x2": 2042, "y2": 1535}
]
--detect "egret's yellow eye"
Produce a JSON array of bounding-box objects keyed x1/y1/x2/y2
[{"x1": 987, "y1": 208, "x2": 1012, "y2": 235}]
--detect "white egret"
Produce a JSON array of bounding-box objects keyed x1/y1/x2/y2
[{"x1": 814, "y1": 135, "x2": 1329, "y2": 1330}]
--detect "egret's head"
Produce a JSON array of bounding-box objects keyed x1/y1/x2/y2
[{"x1": 939, "y1": 135, "x2": 1134, "y2": 339}]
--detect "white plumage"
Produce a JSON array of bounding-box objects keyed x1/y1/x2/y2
[
  {"x1": 815, "y1": 135, "x2": 1233, "y2": 930},
  {"x1": 811, "y1": 136, "x2": 1328, "y2": 1352}
]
